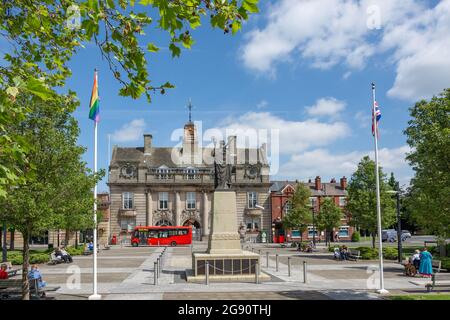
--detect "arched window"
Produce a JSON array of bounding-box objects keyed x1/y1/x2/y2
[{"x1": 155, "y1": 219, "x2": 172, "y2": 226}]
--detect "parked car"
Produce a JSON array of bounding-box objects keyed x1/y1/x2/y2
[
  {"x1": 382, "y1": 229, "x2": 397, "y2": 242},
  {"x1": 401, "y1": 230, "x2": 412, "y2": 241}
]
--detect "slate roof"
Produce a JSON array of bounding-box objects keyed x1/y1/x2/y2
[
  {"x1": 270, "y1": 180, "x2": 347, "y2": 196},
  {"x1": 110, "y1": 146, "x2": 268, "y2": 168}
]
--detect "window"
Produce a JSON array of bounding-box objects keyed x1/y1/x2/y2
[
  {"x1": 339, "y1": 197, "x2": 347, "y2": 207},
  {"x1": 186, "y1": 192, "x2": 196, "y2": 209},
  {"x1": 291, "y1": 230, "x2": 301, "y2": 238},
  {"x1": 156, "y1": 166, "x2": 170, "y2": 179},
  {"x1": 309, "y1": 197, "x2": 317, "y2": 207},
  {"x1": 339, "y1": 226, "x2": 349, "y2": 237},
  {"x1": 122, "y1": 192, "x2": 134, "y2": 209},
  {"x1": 284, "y1": 201, "x2": 291, "y2": 215},
  {"x1": 159, "y1": 192, "x2": 168, "y2": 210},
  {"x1": 185, "y1": 167, "x2": 198, "y2": 180},
  {"x1": 120, "y1": 218, "x2": 135, "y2": 232},
  {"x1": 245, "y1": 217, "x2": 260, "y2": 231},
  {"x1": 307, "y1": 226, "x2": 318, "y2": 238},
  {"x1": 247, "y1": 192, "x2": 258, "y2": 209},
  {"x1": 155, "y1": 219, "x2": 172, "y2": 226}
]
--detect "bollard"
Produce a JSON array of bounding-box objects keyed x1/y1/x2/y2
[
  {"x1": 255, "y1": 261, "x2": 260, "y2": 284},
  {"x1": 303, "y1": 260, "x2": 307, "y2": 283},
  {"x1": 288, "y1": 257, "x2": 291, "y2": 277},
  {"x1": 266, "y1": 252, "x2": 269, "y2": 268},
  {"x1": 258, "y1": 249, "x2": 261, "y2": 255},
  {"x1": 252, "y1": 247, "x2": 254, "y2": 253},
  {"x1": 160, "y1": 254, "x2": 163, "y2": 268},
  {"x1": 276, "y1": 254, "x2": 279, "y2": 272},
  {"x1": 157, "y1": 257, "x2": 161, "y2": 278},
  {"x1": 154, "y1": 261, "x2": 158, "y2": 285},
  {"x1": 205, "y1": 261, "x2": 209, "y2": 285}
]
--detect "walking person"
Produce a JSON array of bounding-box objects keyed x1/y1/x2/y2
[
  {"x1": 0, "y1": 264, "x2": 8, "y2": 279},
  {"x1": 419, "y1": 247, "x2": 433, "y2": 278}
]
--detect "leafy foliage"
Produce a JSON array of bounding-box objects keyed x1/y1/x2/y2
[
  {"x1": 282, "y1": 183, "x2": 312, "y2": 239},
  {"x1": 346, "y1": 156, "x2": 396, "y2": 248},
  {"x1": 404, "y1": 89, "x2": 450, "y2": 239},
  {"x1": 0, "y1": 0, "x2": 260, "y2": 197},
  {"x1": 316, "y1": 198, "x2": 342, "y2": 244}
]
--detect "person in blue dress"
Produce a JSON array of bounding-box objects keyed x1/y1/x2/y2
[{"x1": 419, "y1": 247, "x2": 433, "y2": 278}]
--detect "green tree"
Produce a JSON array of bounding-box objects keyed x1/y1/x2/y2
[
  {"x1": 0, "y1": 0, "x2": 260, "y2": 197},
  {"x1": 404, "y1": 88, "x2": 450, "y2": 241},
  {"x1": 316, "y1": 198, "x2": 342, "y2": 246},
  {"x1": 0, "y1": 93, "x2": 102, "y2": 299},
  {"x1": 283, "y1": 183, "x2": 312, "y2": 243},
  {"x1": 346, "y1": 156, "x2": 396, "y2": 248}
]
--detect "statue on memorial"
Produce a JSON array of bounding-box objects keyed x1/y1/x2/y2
[{"x1": 212, "y1": 140, "x2": 233, "y2": 190}]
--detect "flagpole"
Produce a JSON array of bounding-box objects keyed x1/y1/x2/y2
[
  {"x1": 89, "y1": 70, "x2": 101, "y2": 300},
  {"x1": 372, "y1": 82, "x2": 388, "y2": 294}
]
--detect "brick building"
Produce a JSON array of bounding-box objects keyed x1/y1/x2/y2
[{"x1": 270, "y1": 176, "x2": 354, "y2": 243}]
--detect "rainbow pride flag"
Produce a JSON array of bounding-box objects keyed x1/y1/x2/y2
[{"x1": 89, "y1": 71, "x2": 100, "y2": 122}]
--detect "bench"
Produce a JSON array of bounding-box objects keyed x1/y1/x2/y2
[
  {"x1": 0, "y1": 279, "x2": 41, "y2": 299},
  {"x1": 432, "y1": 260, "x2": 442, "y2": 273},
  {"x1": 425, "y1": 272, "x2": 450, "y2": 292},
  {"x1": 1, "y1": 262, "x2": 19, "y2": 277},
  {"x1": 347, "y1": 249, "x2": 361, "y2": 261}
]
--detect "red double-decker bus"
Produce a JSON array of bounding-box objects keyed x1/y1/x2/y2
[{"x1": 131, "y1": 226, "x2": 192, "y2": 247}]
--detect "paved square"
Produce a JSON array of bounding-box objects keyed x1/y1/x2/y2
[{"x1": 11, "y1": 242, "x2": 436, "y2": 300}]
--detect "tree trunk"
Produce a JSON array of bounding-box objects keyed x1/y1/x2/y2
[
  {"x1": 372, "y1": 233, "x2": 376, "y2": 249},
  {"x1": 75, "y1": 231, "x2": 78, "y2": 248},
  {"x1": 10, "y1": 229, "x2": 15, "y2": 250},
  {"x1": 22, "y1": 228, "x2": 30, "y2": 300},
  {"x1": 65, "y1": 229, "x2": 70, "y2": 247},
  {"x1": 57, "y1": 229, "x2": 60, "y2": 247}
]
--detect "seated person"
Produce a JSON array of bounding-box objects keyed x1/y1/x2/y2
[
  {"x1": 0, "y1": 264, "x2": 8, "y2": 279},
  {"x1": 340, "y1": 246, "x2": 348, "y2": 260},
  {"x1": 60, "y1": 247, "x2": 72, "y2": 263},
  {"x1": 88, "y1": 241, "x2": 94, "y2": 251},
  {"x1": 28, "y1": 264, "x2": 47, "y2": 289},
  {"x1": 333, "y1": 248, "x2": 341, "y2": 260},
  {"x1": 50, "y1": 251, "x2": 62, "y2": 263}
]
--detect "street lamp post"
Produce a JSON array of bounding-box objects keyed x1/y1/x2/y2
[
  {"x1": 312, "y1": 207, "x2": 316, "y2": 246},
  {"x1": 388, "y1": 190, "x2": 402, "y2": 263}
]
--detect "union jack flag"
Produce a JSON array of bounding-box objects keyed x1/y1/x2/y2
[{"x1": 372, "y1": 101, "x2": 381, "y2": 137}]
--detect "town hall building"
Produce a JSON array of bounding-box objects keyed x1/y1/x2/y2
[{"x1": 107, "y1": 115, "x2": 271, "y2": 242}]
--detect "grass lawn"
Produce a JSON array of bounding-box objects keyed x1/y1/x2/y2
[{"x1": 388, "y1": 294, "x2": 450, "y2": 300}]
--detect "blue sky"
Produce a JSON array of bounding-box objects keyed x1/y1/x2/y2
[{"x1": 62, "y1": 0, "x2": 450, "y2": 192}]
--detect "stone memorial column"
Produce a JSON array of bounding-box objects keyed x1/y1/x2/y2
[
  {"x1": 202, "y1": 191, "x2": 210, "y2": 241},
  {"x1": 175, "y1": 191, "x2": 181, "y2": 226},
  {"x1": 146, "y1": 190, "x2": 152, "y2": 226}
]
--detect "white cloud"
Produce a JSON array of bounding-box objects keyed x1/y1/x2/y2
[
  {"x1": 111, "y1": 119, "x2": 146, "y2": 143},
  {"x1": 354, "y1": 111, "x2": 371, "y2": 128},
  {"x1": 305, "y1": 97, "x2": 346, "y2": 117},
  {"x1": 256, "y1": 100, "x2": 268, "y2": 109},
  {"x1": 241, "y1": 0, "x2": 450, "y2": 101},
  {"x1": 278, "y1": 145, "x2": 412, "y2": 186},
  {"x1": 211, "y1": 111, "x2": 350, "y2": 155}
]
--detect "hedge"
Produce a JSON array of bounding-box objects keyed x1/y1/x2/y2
[
  {"x1": 351, "y1": 231, "x2": 360, "y2": 242},
  {"x1": 6, "y1": 245, "x2": 85, "y2": 265}
]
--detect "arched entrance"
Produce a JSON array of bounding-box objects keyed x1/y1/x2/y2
[
  {"x1": 155, "y1": 219, "x2": 172, "y2": 226},
  {"x1": 183, "y1": 219, "x2": 202, "y2": 241}
]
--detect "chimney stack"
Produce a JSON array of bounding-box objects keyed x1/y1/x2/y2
[
  {"x1": 340, "y1": 176, "x2": 347, "y2": 190},
  {"x1": 144, "y1": 134, "x2": 152, "y2": 155},
  {"x1": 315, "y1": 176, "x2": 322, "y2": 190}
]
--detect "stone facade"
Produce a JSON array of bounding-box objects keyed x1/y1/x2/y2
[{"x1": 108, "y1": 120, "x2": 271, "y2": 242}]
